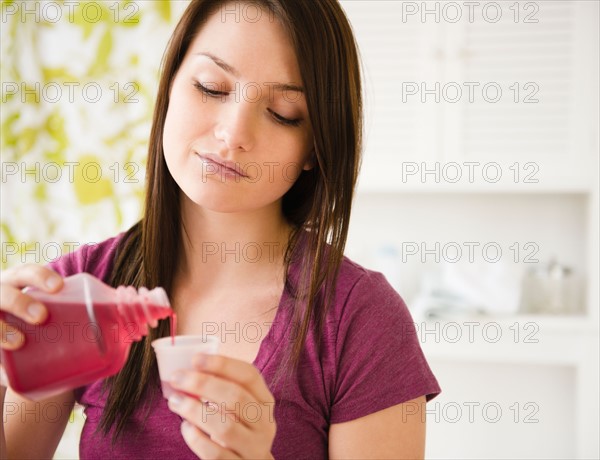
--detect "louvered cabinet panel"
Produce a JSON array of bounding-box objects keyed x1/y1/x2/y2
[
  {"x1": 442, "y1": 1, "x2": 597, "y2": 188},
  {"x1": 341, "y1": 1, "x2": 440, "y2": 191},
  {"x1": 346, "y1": 0, "x2": 597, "y2": 191}
]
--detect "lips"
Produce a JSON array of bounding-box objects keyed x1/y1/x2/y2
[{"x1": 196, "y1": 152, "x2": 249, "y2": 178}]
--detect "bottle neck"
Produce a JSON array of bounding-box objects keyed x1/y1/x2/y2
[{"x1": 115, "y1": 286, "x2": 172, "y2": 341}]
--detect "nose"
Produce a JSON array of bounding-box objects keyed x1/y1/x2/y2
[{"x1": 213, "y1": 99, "x2": 257, "y2": 153}]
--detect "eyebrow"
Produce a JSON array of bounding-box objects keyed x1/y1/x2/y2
[{"x1": 195, "y1": 52, "x2": 304, "y2": 93}]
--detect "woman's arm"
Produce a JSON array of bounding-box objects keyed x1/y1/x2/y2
[
  {"x1": 2, "y1": 387, "x2": 75, "y2": 460},
  {"x1": 1, "y1": 264, "x2": 75, "y2": 459},
  {"x1": 328, "y1": 396, "x2": 427, "y2": 460}
]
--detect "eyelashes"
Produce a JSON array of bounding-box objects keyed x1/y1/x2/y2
[
  {"x1": 193, "y1": 81, "x2": 224, "y2": 97},
  {"x1": 192, "y1": 81, "x2": 302, "y2": 127}
]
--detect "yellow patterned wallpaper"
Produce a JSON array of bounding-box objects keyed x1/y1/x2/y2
[{"x1": 1, "y1": 0, "x2": 188, "y2": 269}]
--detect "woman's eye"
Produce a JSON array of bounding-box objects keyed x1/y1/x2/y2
[
  {"x1": 194, "y1": 81, "x2": 301, "y2": 127},
  {"x1": 268, "y1": 109, "x2": 302, "y2": 127},
  {"x1": 193, "y1": 81, "x2": 227, "y2": 97}
]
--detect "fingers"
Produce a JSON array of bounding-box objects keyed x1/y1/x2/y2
[
  {"x1": 170, "y1": 358, "x2": 276, "y2": 426},
  {"x1": 0, "y1": 284, "x2": 47, "y2": 324},
  {"x1": 0, "y1": 264, "x2": 62, "y2": 320},
  {"x1": 1, "y1": 264, "x2": 63, "y2": 293},
  {"x1": 191, "y1": 353, "x2": 275, "y2": 405},
  {"x1": 0, "y1": 265, "x2": 63, "y2": 350},
  {"x1": 180, "y1": 420, "x2": 242, "y2": 460},
  {"x1": 168, "y1": 356, "x2": 277, "y2": 458},
  {"x1": 0, "y1": 320, "x2": 24, "y2": 350},
  {"x1": 171, "y1": 370, "x2": 252, "y2": 415},
  {"x1": 169, "y1": 392, "x2": 253, "y2": 458}
]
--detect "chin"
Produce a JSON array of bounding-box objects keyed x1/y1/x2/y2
[
  {"x1": 180, "y1": 187, "x2": 250, "y2": 214},
  {"x1": 186, "y1": 193, "x2": 243, "y2": 213},
  {"x1": 178, "y1": 177, "x2": 289, "y2": 214}
]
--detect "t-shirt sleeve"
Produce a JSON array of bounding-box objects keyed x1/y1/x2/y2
[
  {"x1": 330, "y1": 270, "x2": 441, "y2": 424},
  {"x1": 47, "y1": 235, "x2": 123, "y2": 283}
]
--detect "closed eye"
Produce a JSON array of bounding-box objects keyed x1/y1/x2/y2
[
  {"x1": 193, "y1": 81, "x2": 227, "y2": 97},
  {"x1": 193, "y1": 81, "x2": 302, "y2": 127},
  {"x1": 268, "y1": 109, "x2": 302, "y2": 127}
]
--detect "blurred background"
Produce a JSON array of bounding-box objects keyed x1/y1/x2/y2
[{"x1": 1, "y1": 0, "x2": 598, "y2": 458}]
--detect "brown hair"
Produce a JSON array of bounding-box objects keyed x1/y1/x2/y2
[{"x1": 100, "y1": 0, "x2": 363, "y2": 440}]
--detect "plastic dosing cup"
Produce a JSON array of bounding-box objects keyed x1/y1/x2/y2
[{"x1": 152, "y1": 335, "x2": 219, "y2": 399}]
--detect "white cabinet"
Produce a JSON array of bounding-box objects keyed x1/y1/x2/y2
[
  {"x1": 420, "y1": 316, "x2": 599, "y2": 458},
  {"x1": 341, "y1": 1, "x2": 599, "y2": 192},
  {"x1": 342, "y1": 2, "x2": 599, "y2": 458}
]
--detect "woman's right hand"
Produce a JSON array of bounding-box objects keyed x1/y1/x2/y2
[{"x1": 0, "y1": 265, "x2": 63, "y2": 350}]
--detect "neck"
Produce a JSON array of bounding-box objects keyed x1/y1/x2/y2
[{"x1": 176, "y1": 194, "x2": 292, "y2": 288}]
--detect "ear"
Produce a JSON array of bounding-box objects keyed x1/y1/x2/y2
[{"x1": 302, "y1": 150, "x2": 316, "y2": 171}]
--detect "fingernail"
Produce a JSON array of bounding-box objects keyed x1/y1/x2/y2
[
  {"x1": 27, "y1": 303, "x2": 45, "y2": 321},
  {"x1": 46, "y1": 276, "x2": 60, "y2": 290},
  {"x1": 0, "y1": 367, "x2": 9, "y2": 387},
  {"x1": 5, "y1": 329, "x2": 22, "y2": 345},
  {"x1": 168, "y1": 393, "x2": 183, "y2": 407},
  {"x1": 193, "y1": 353, "x2": 207, "y2": 368}
]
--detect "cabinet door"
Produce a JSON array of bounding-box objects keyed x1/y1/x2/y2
[
  {"x1": 347, "y1": 1, "x2": 598, "y2": 192},
  {"x1": 341, "y1": 1, "x2": 441, "y2": 192},
  {"x1": 442, "y1": 0, "x2": 598, "y2": 190}
]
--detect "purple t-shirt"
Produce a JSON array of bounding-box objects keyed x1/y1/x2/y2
[{"x1": 49, "y1": 233, "x2": 441, "y2": 459}]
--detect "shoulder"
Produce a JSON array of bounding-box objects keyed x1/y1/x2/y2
[
  {"x1": 336, "y1": 255, "x2": 393, "y2": 290},
  {"x1": 329, "y1": 254, "x2": 426, "y2": 367},
  {"x1": 48, "y1": 233, "x2": 126, "y2": 282},
  {"x1": 332, "y1": 254, "x2": 408, "y2": 323}
]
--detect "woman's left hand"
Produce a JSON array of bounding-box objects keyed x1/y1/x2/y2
[{"x1": 167, "y1": 353, "x2": 277, "y2": 459}]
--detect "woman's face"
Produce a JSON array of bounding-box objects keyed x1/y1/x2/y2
[{"x1": 163, "y1": 3, "x2": 314, "y2": 215}]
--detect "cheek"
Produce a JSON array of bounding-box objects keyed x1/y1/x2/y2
[
  {"x1": 163, "y1": 84, "x2": 211, "y2": 154},
  {"x1": 279, "y1": 162, "x2": 305, "y2": 186},
  {"x1": 266, "y1": 127, "x2": 312, "y2": 160},
  {"x1": 256, "y1": 150, "x2": 310, "y2": 192}
]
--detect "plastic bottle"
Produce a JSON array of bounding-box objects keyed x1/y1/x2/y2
[{"x1": 0, "y1": 273, "x2": 173, "y2": 401}]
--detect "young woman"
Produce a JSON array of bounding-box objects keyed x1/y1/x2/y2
[{"x1": 1, "y1": 1, "x2": 441, "y2": 458}]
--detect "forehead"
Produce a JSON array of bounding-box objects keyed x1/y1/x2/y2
[{"x1": 186, "y1": 4, "x2": 301, "y2": 84}]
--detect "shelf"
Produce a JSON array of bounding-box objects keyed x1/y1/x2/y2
[
  {"x1": 418, "y1": 314, "x2": 599, "y2": 365},
  {"x1": 355, "y1": 158, "x2": 598, "y2": 194},
  {"x1": 356, "y1": 183, "x2": 593, "y2": 194}
]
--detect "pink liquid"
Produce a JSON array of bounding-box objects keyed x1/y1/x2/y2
[
  {"x1": 0, "y1": 300, "x2": 173, "y2": 401},
  {"x1": 170, "y1": 312, "x2": 177, "y2": 345}
]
